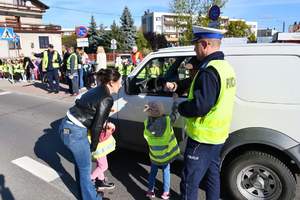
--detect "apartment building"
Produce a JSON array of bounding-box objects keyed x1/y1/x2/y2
[{"x1": 142, "y1": 11, "x2": 257, "y2": 45}]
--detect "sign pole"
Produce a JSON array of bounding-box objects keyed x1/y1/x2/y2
[
  {"x1": 110, "y1": 39, "x2": 117, "y2": 66},
  {"x1": 113, "y1": 49, "x2": 115, "y2": 65}
]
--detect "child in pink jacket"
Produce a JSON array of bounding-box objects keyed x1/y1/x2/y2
[{"x1": 91, "y1": 122, "x2": 116, "y2": 191}]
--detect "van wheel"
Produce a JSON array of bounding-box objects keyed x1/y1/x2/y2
[{"x1": 223, "y1": 151, "x2": 296, "y2": 200}]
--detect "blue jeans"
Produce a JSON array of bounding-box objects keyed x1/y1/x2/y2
[
  {"x1": 180, "y1": 138, "x2": 223, "y2": 200},
  {"x1": 78, "y1": 68, "x2": 84, "y2": 89},
  {"x1": 59, "y1": 118, "x2": 101, "y2": 200},
  {"x1": 148, "y1": 163, "x2": 170, "y2": 193}
]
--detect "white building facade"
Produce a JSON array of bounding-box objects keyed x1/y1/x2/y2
[{"x1": 0, "y1": 0, "x2": 62, "y2": 58}]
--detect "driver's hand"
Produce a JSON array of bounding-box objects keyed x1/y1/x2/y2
[{"x1": 164, "y1": 82, "x2": 177, "y2": 92}]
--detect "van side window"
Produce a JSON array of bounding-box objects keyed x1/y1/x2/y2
[
  {"x1": 134, "y1": 56, "x2": 194, "y2": 96},
  {"x1": 135, "y1": 57, "x2": 177, "y2": 80},
  {"x1": 177, "y1": 57, "x2": 194, "y2": 80}
]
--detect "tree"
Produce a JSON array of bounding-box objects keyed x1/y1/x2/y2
[
  {"x1": 120, "y1": 6, "x2": 136, "y2": 51},
  {"x1": 170, "y1": 0, "x2": 228, "y2": 45},
  {"x1": 136, "y1": 30, "x2": 151, "y2": 53},
  {"x1": 226, "y1": 20, "x2": 251, "y2": 37},
  {"x1": 248, "y1": 33, "x2": 257, "y2": 43},
  {"x1": 62, "y1": 34, "x2": 77, "y2": 48},
  {"x1": 87, "y1": 15, "x2": 100, "y2": 53},
  {"x1": 110, "y1": 20, "x2": 125, "y2": 51},
  {"x1": 144, "y1": 32, "x2": 168, "y2": 51},
  {"x1": 98, "y1": 24, "x2": 112, "y2": 52}
]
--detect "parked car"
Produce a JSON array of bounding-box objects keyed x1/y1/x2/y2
[{"x1": 111, "y1": 43, "x2": 300, "y2": 200}]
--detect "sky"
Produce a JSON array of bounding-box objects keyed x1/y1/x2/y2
[{"x1": 42, "y1": 0, "x2": 300, "y2": 32}]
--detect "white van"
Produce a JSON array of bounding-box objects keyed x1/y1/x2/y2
[{"x1": 111, "y1": 43, "x2": 300, "y2": 200}]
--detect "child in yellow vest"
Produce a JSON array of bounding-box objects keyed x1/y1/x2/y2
[
  {"x1": 143, "y1": 94, "x2": 180, "y2": 199},
  {"x1": 90, "y1": 121, "x2": 116, "y2": 191}
]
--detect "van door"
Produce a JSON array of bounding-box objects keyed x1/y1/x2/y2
[{"x1": 115, "y1": 56, "x2": 192, "y2": 151}]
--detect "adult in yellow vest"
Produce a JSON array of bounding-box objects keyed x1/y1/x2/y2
[
  {"x1": 148, "y1": 64, "x2": 161, "y2": 78},
  {"x1": 66, "y1": 47, "x2": 79, "y2": 96},
  {"x1": 34, "y1": 44, "x2": 61, "y2": 93},
  {"x1": 165, "y1": 26, "x2": 236, "y2": 200}
]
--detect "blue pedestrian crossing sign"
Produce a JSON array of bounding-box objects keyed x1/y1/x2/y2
[{"x1": 0, "y1": 27, "x2": 18, "y2": 41}]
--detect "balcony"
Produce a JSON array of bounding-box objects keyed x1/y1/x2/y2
[
  {"x1": 164, "y1": 20, "x2": 176, "y2": 26},
  {"x1": 0, "y1": 22, "x2": 61, "y2": 33},
  {"x1": 0, "y1": 2, "x2": 46, "y2": 13}
]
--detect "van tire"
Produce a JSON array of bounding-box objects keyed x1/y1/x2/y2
[{"x1": 223, "y1": 151, "x2": 296, "y2": 200}]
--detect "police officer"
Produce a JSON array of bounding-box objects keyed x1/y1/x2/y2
[
  {"x1": 165, "y1": 26, "x2": 236, "y2": 200},
  {"x1": 34, "y1": 44, "x2": 62, "y2": 93}
]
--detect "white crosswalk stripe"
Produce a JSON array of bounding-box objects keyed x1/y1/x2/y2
[
  {"x1": 0, "y1": 91, "x2": 12, "y2": 95},
  {"x1": 12, "y1": 156, "x2": 60, "y2": 182}
]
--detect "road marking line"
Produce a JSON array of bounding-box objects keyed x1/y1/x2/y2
[
  {"x1": 11, "y1": 156, "x2": 60, "y2": 182},
  {"x1": 0, "y1": 91, "x2": 12, "y2": 95}
]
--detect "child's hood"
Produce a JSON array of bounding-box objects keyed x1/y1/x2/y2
[{"x1": 147, "y1": 116, "x2": 167, "y2": 137}]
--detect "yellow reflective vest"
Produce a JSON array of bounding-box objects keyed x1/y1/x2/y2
[
  {"x1": 149, "y1": 65, "x2": 160, "y2": 78},
  {"x1": 42, "y1": 51, "x2": 60, "y2": 71},
  {"x1": 118, "y1": 64, "x2": 134, "y2": 76},
  {"x1": 67, "y1": 53, "x2": 78, "y2": 70},
  {"x1": 185, "y1": 59, "x2": 236, "y2": 144},
  {"x1": 144, "y1": 116, "x2": 180, "y2": 165},
  {"x1": 88, "y1": 130, "x2": 116, "y2": 160}
]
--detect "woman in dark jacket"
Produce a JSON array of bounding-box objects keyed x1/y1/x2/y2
[{"x1": 59, "y1": 68, "x2": 121, "y2": 200}]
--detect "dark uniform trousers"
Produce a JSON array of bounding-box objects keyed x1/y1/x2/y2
[
  {"x1": 180, "y1": 137, "x2": 224, "y2": 200},
  {"x1": 47, "y1": 69, "x2": 60, "y2": 92}
]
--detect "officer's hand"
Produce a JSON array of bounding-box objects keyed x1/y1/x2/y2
[{"x1": 69, "y1": 75, "x2": 73, "y2": 79}]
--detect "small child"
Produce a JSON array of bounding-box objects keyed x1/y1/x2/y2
[
  {"x1": 143, "y1": 94, "x2": 180, "y2": 199},
  {"x1": 90, "y1": 121, "x2": 116, "y2": 191}
]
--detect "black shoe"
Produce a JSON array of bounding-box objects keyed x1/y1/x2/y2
[
  {"x1": 47, "y1": 90, "x2": 53, "y2": 93},
  {"x1": 95, "y1": 179, "x2": 115, "y2": 191},
  {"x1": 54, "y1": 90, "x2": 59, "y2": 94}
]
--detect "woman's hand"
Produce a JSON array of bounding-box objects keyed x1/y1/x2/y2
[
  {"x1": 105, "y1": 122, "x2": 116, "y2": 132},
  {"x1": 164, "y1": 82, "x2": 177, "y2": 92}
]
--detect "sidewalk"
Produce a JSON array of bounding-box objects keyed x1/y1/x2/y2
[{"x1": 0, "y1": 79, "x2": 84, "y2": 103}]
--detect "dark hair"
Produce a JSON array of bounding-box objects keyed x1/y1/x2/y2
[{"x1": 96, "y1": 68, "x2": 121, "y2": 85}]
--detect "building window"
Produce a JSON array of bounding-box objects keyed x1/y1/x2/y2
[
  {"x1": 39, "y1": 36, "x2": 49, "y2": 49},
  {"x1": 8, "y1": 40, "x2": 21, "y2": 49},
  {"x1": 156, "y1": 17, "x2": 161, "y2": 21},
  {"x1": 13, "y1": 0, "x2": 26, "y2": 6},
  {"x1": 156, "y1": 25, "x2": 162, "y2": 33}
]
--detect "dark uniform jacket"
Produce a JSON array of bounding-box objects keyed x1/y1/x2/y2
[{"x1": 177, "y1": 51, "x2": 224, "y2": 118}]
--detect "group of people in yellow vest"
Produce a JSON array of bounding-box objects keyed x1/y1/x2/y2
[
  {"x1": 0, "y1": 59, "x2": 24, "y2": 81},
  {"x1": 0, "y1": 57, "x2": 38, "y2": 83},
  {"x1": 116, "y1": 56, "x2": 171, "y2": 79},
  {"x1": 33, "y1": 44, "x2": 89, "y2": 95}
]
